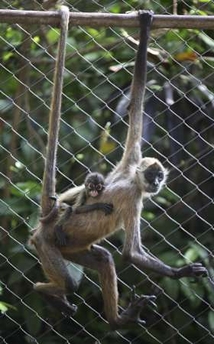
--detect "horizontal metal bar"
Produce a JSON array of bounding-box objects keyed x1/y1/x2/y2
[{"x1": 0, "y1": 10, "x2": 214, "y2": 29}]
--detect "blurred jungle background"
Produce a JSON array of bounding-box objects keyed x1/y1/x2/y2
[{"x1": 0, "y1": 0, "x2": 214, "y2": 343}]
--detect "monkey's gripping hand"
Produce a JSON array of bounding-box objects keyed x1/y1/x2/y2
[
  {"x1": 102, "y1": 203, "x2": 114, "y2": 216},
  {"x1": 174, "y1": 263, "x2": 208, "y2": 279},
  {"x1": 92, "y1": 202, "x2": 114, "y2": 216},
  {"x1": 113, "y1": 294, "x2": 157, "y2": 329}
]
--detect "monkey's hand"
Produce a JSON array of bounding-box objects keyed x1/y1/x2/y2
[
  {"x1": 92, "y1": 202, "x2": 114, "y2": 215},
  {"x1": 175, "y1": 263, "x2": 208, "y2": 279},
  {"x1": 102, "y1": 203, "x2": 114, "y2": 216},
  {"x1": 114, "y1": 294, "x2": 157, "y2": 329}
]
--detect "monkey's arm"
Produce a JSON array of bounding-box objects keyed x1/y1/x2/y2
[
  {"x1": 112, "y1": 11, "x2": 153, "y2": 175},
  {"x1": 75, "y1": 203, "x2": 113, "y2": 216},
  {"x1": 58, "y1": 185, "x2": 85, "y2": 204},
  {"x1": 122, "y1": 210, "x2": 207, "y2": 279}
]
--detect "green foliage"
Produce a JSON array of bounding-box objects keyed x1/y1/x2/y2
[{"x1": 0, "y1": 302, "x2": 16, "y2": 313}]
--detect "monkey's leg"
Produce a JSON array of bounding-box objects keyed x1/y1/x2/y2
[
  {"x1": 62, "y1": 244, "x2": 156, "y2": 329},
  {"x1": 32, "y1": 235, "x2": 77, "y2": 315}
]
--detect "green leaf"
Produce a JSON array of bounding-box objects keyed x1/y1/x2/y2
[
  {"x1": 143, "y1": 211, "x2": 155, "y2": 221},
  {"x1": 184, "y1": 248, "x2": 199, "y2": 262},
  {"x1": 32, "y1": 35, "x2": 40, "y2": 44},
  {"x1": 208, "y1": 311, "x2": 214, "y2": 332},
  {"x1": 0, "y1": 303, "x2": 8, "y2": 313},
  {"x1": 87, "y1": 28, "x2": 100, "y2": 37},
  {"x1": 0, "y1": 302, "x2": 16, "y2": 313},
  {"x1": 46, "y1": 28, "x2": 59, "y2": 44},
  {"x1": 180, "y1": 278, "x2": 204, "y2": 307},
  {"x1": 189, "y1": 243, "x2": 208, "y2": 260},
  {"x1": 10, "y1": 181, "x2": 41, "y2": 197},
  {"x1": 161, "y1": 277, "x2": 180, "y2": 299},
  {"x1": 2, "y1": 51, "x2": 14, "y2": 62},
  {"x1": 6, "y1": 26, "x2": 22, "y2": 44},
  {"x1": 197, "y1": 32, "x2": 214, "y2": 49}
]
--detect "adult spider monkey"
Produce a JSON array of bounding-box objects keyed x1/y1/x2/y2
[{"x1": 31, "y1": 10, "x2": 207, "y2": 329}]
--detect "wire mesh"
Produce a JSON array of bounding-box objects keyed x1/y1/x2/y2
[{"x1": 0, "y1": 1, "x2": 214, "y2": 344}]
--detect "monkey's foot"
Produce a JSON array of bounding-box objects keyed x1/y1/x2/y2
[
  {"x1": 175, "y1": 263, "x2": 208, "y2": 279},
  {"x1": 39, "y1": 293, "x2": 77, "y2": 317},
  {"x1": 113, "y1": 294, "x2": 157, "y2": 329}
]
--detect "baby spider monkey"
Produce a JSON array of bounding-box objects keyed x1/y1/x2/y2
[{"x1": 54, "y1": 172, "x2": 113, "y2": 246}]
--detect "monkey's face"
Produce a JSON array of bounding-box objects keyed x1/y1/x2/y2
[
  {"x1": 144, "y1": 166, "x2": 165, "y2": 194},
  {"x1": 137, "y1": 158, "x2": 168, "y2": 195},
  {"x1": 87, "y1": 182, "x2": 104, "y2": 198},
  {"x1": 85, "y1": 173, "x2": 105, "y2": 198}
]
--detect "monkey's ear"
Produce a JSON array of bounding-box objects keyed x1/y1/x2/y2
[
  {"x1": 163, "y1": 167, "x2": 169, "y2": 179},
  {"x1": 136, "y1": 167, "x2": 146, "y2": 183}
]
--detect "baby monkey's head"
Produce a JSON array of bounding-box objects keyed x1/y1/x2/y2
[{"x1": 85, "y1": 172, "x2": 105, "y2": 198}]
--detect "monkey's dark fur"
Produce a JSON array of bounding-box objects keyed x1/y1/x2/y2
[
  {"x1": 31, "y1": 11, "x2": 207, "y2": 329},
  {"x1": 54, "y1": 172, "x2": 113, "y2": 246}
]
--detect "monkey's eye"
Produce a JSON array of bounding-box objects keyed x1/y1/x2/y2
[
  {"x1": 157, "y1": 171, "x2": 164, "y2": 181},
  {"x1": 88, "y1": 183, "x2": 95, "y2": 190},
  {"x1": 96, "y1": 183, "x2": 103, "y2": 191}
]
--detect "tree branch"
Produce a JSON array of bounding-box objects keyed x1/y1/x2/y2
[{"x1": 0, "y1": 10, "x2": 214, "y2": 29}]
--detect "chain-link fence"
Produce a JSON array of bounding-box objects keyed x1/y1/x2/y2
[{"x1": 0, "y1": 1, "x2": 214, "y2": 344}]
